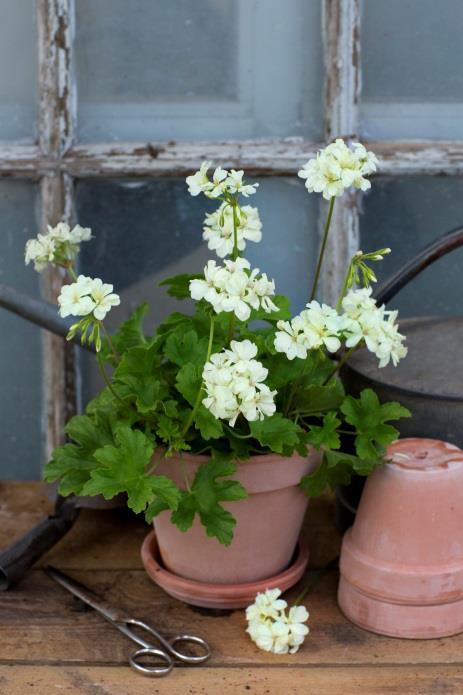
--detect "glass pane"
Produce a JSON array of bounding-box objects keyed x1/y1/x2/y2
[
  {"x1": 0, "y1": 182, "x2": 43, "y2": 479},
  {"x1": 361, "y1": 0, "x2": 463, "y2": 138},
  {"x1": 360, "y1": 177, "x2": 463, "y2": 317},
  {"x1": 75, "y1": 0, "x2": 323, "y2": 141},
  {"x1": 0, "y1": 1, "x2": 37, "y2": 141},
  {"x1": 76, "y1": 177, "x2": 318, "y2": 401}
]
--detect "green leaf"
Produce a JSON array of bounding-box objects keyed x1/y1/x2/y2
[
  {"x1": 170, "y1": 452, "x2": 247, "y2": 545},
  {"x1": 159, "y1": 273, "x2": 202, "y2": 299},
  {"x1": 82, "y1": 425, "x2": 180, "y2": 514},
  {"x1": 164, "y1": 329, "x2": 207, "y2": 367},
  {"x1": 341, "y1": 389, "x2": 411, "y2": 460},
  {"x1": 44, "y1": 413, "x2": 115, "y2": 496},
  {"x1": 102, "y1": 303, "x2": 148, "y2": 360},
  {"x1": 305, "y1": 412, "x2": 341, "y2": 450},
  {"x1": 194, "y1": 405, "x2": 223, "y2": 440},
  {"x1": 250, "y1": 414, "x2": 303, "y2": 455},
  {"x1": 292, "y1": 381, "x2": 345, "y2": 415},
  {"x1": 300, "y1": 453, "x2": 353, "y2": 497},
  {"x1": 176, "y1": 363, "x2": 202, "y2": 406}
]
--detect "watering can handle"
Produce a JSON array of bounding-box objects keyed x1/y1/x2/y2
[{"x1": 374, "y1": 226, "x2": 463, "y2": 305}]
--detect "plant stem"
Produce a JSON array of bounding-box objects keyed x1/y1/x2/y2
[
  {"x1": 96, "y1": 353, "x2": 125, "y2": 405},
  {"x1": 227, "y1": 197, "x2": 240, "y2": 343},
  {"x1": 100, "y1": 321, "x2": 120, "y2": 361},
  {"x1": 231, "y1": 196, "x2": 239, "y2": 261},
  {"x1": 322, "y1": 346, "x2": 356, "y2": 385},
  {"x1": 66, "y1": 265, "x2": 77, "y2": 281},
  {"x1": 181, "y1": 316, "x2": 215, "y2": 437},
  {"x1": 336, "y1": 263, "x2": 352, "y2": 313},
  {"x1": 310, "y1": 197, "x2": 335, "y2": 301}
]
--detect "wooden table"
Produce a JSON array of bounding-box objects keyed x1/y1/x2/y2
[{"x1": 0, "y1": 482, "x2": 462, "y2": 694}]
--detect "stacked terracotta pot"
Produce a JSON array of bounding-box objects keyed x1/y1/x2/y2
[{"x1": 338, "y1": 438, "x2": 463, "y2": 638}]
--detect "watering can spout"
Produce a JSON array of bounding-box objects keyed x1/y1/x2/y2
[{"x1": 0, "y1": 282, "x2": 94, "y2": 351}]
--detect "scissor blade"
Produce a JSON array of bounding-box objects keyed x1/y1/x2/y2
[{"x1": 46, "y1": 565, "x2": 132, "y2": 624}]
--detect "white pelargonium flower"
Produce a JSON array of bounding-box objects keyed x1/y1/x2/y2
[
  {"x1": 203, "y1": 203, "x2": 262, "y2": 258},
  {"x1": 58, "y1": 275, "x2": 120, "y2": 321},
  {"x1": 274, "y1": 287, "x2": 406, "y2": 370},
  {"x1": 274, "y1": 300, "x2": 343, "y2": 360},
  {"x1": 298, "y1": 139, "x2": 378, "y2": 200},
  {"x1": 90, "y1": 278, "x2": 121, "y2": 320},
  {"x1": 225, "y1": 169, "x2": 259, "y2": 197},
  {"x1": 202, "y1": 340, "x2": 277, "y2": 426},
  {"x1": 58, "y1": 275, "x2": 96, "y2": 318},
  {"x1": 24, "y1": 222, "x2": 92, "y2": 272},
  {"x1": 189, "y1": 258, "x2": 278, "y2": 322},
  {"x1": 341, "y1": 288, "x2": 407, "y2": 368},
  {"x1": 246, "y1": 589, "x2": 309, "y2": 655},
  {"x1": 186, "y1": 161, "x2": 258, "y2": 200}
]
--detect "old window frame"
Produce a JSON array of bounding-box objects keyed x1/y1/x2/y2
[{"x1": 1, "y1": 0, "x2": 462, "y2": 458}]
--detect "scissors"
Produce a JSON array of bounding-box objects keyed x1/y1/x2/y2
[{"x1": 46, "y1": 565, "x2": 211, "y2": 677}]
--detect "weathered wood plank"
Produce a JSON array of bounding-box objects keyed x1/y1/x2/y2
[
  {"x1": 64, "y1": 139, "x2": 319, "y2": 177},
  {"x1": 1, "y1": 568, "x2": 462, "y2": 668},
  {"x1": 1, "y1": 664, "x2": 462, "y2": 695},
  {"x1": 322, "y1": 0, "x2": 361, "y2": 304}
]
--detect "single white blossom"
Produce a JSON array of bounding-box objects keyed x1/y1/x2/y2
[
  {"x1": 202, "y1": 340, "x2": 277, "y2": 426},
  {"x1": 225, "y1": 169, "x2": 259, "y2": 197},
  {"x1": 186, "y1": 160, "x2": 213, "y2": 196},
  {"x1": 246, "y1": 589, "x2": 309, "y2": 655},
  {"x1": 298, "y1": 139, "x2": 378, "y2": 200},
  {"x1": 58, "y1": 275, "x2": 96, "y2": 318},
  {"x1": 90, "y1": 278, "x2": 121, "y2": 320},
  {"x1": 203, "y1": 203, "x2": 262, "y2": 258},
  {"x1": 207, "y1": 166, "x2": 229, "y2": 198},
  {"x1": 189, "y1": 258, "x2": 278, "y2": 322}
]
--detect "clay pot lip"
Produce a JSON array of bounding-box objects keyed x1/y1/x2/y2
[
  {"x1": 386, "y1": 437, "x2": 463, "y2": 472},
  {"x1": 141, "y1": 529, "x2": 309, "y2": 599},
  {"x1": 152, "y1": 447, "x2": 313, "y2": 467}
]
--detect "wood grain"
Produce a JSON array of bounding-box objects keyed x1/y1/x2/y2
[{"x1": 0, "y1": 665, "x2": 462, "y2": 695}]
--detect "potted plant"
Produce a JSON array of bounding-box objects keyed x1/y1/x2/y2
[{"x1": 25, "y1": 139, "x2": 410, "y2": 605}]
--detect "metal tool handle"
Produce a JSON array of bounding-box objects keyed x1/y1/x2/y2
[
  {"x1": 129, "y1": 648, "x2": 173, "y2": 677},
  {"x1": 124, "y1": 619, "x2": 211, "y2": 665},
  {"x1": 0, "y1": 498, "x2": 79, "y2": 590},
  {"x1": 375, "y1": 226, "x2": 463, "y2": 305}
]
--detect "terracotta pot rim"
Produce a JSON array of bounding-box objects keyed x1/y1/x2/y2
[
  {"x1": 153, "y1": 447, "x2": 311, "y2": 466},
  {"x1": 141, "y1": 529, "x2": 309, "y2": 598}
]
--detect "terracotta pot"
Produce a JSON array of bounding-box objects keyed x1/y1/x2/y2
[
  {"x1": 152, "y1": 449, "x2": 320, "y2": 585},
  {"x1": 338, "y1": 438, "x2": 463, "y2": 638}
]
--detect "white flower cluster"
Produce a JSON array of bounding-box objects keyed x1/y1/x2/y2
[
  {"x1": 274, "y1": 289, "x2": 407, "y2": 368},
  {"x1": 246, "y1": 588, "x2": 309, "y2": 655},
  {"x1": 58, "y1": 275, "x2": 120, "y2": 321},
  {"x1": 202, "y1": 340, "x2": 277, "y2": 426},
  {"x1": 341, "y1": 288, "x2": 407, "y2": 368},
  {"x1": 186, "y1": 161, "x2": 258, "y2": 199},
  {"x1": 25, "y1": 222, "x2": 92, "y2": 272},
  {"x1": 298, "y1": 139, "x2": 378, "y2": 200},
  {"x1": 274, "y1": 301, "x2": 344, "y2": 359},
  {"x1": 190, "y1": 258, "x2": 278, "y2": 322},
  {"x1": 203, "y1": 203, "x2": 262, "y2": 258}
]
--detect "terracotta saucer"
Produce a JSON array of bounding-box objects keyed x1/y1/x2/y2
[{"x1": 141, "y1": 529, "x2": 309, "y2": 609}]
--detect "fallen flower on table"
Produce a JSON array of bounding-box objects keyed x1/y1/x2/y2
[{"x1": 245, "y1": 588, "x2": 309, "y2": 654}]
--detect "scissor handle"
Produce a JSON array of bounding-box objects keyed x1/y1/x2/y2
[
  {"x1": 124, "y1": 618, "x2": 211, "y2": 665},
  {"x1": 168, "y1": 634, "x2": 211, "y2": 664},
  {"x1": 129, "y1": 647, "x2": 173, "y2": 677}
]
